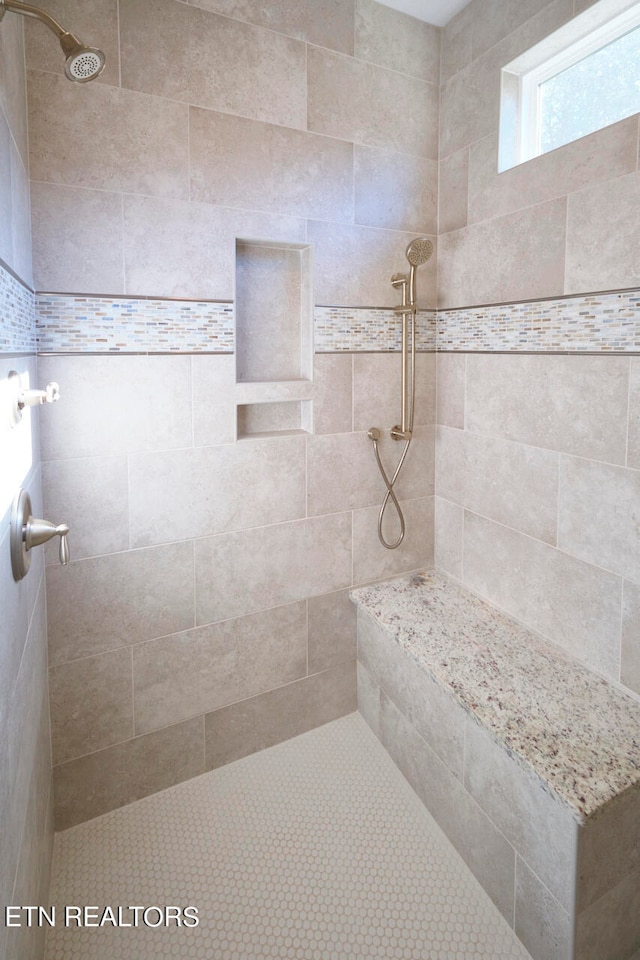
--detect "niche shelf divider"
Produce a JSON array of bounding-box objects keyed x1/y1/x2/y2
[{"x1": 234, "y1": 238, "x2": 314, "y2": 441}]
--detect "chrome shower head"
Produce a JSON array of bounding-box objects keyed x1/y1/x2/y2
[
  {"x1": 0, "y1": 0, "x2": 105, "y2": 82},
  {"x1": 405, "y1": 237, "x2": 433, "y2": 306},
  {"x1": 60, "y1": 33, "x2": 106, "y2": 82},
  {"x1": 406, "y1": 237, "x2": 434, "y2": 267}
]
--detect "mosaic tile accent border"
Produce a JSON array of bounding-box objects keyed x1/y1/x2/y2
[
  {"x1": 314, "y1": 306, "x2": 436, "y2": 352},
  {"x1": 36, "y1": 295, "x2": 235, "y2": 353},
  {"x1": 437, "y1": 289, "x2": 640, "y2": 352},
  {"x1": 0, "y1": 262, "x2": 36, "y2": 354},
  {"x1": 31, "y1": 288, "x2": 640, "y2": 354}
]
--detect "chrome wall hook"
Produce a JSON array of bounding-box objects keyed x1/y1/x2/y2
[{"x1": 10, "y1": 488, "x2": 70, "y2": 581}]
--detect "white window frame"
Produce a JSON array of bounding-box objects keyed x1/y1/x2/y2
[{"x1": 499, "y1": 0, "x2": 640, "y2": 171}]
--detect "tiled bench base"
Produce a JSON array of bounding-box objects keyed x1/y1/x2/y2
[{"x1": 351, "y1": 572, "x2": 640, "y2": 960}]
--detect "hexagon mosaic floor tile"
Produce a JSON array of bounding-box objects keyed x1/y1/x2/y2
[{"x1": 45, "y1": 713, "x2": 531, "y2": 960}]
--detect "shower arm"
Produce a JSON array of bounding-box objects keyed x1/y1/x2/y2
[{"x1": 0, "y1": 0, "x2": 67, "y2": 38}]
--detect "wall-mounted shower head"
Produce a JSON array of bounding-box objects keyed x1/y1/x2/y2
[
  {"x1": 405, "y1": 237, "x2": 433, "y2": 306},
  {"x1": 0, "y1": 0, "x2": 105, "y2": 82},
  {"x1": 59, "y1": 32, "x2": 106, "y2": 82}
]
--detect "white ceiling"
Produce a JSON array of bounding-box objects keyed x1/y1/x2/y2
[{"x1": 377, "y1": 0, "x2": 471, "y2": 27}]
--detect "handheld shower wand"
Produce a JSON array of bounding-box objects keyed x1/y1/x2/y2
[
  {"x1": 368, "y1": 237, "x2": 433, "y2": 550},
  {"x1": 0, "y1": 0, "x2": 106, "y2": 82}
]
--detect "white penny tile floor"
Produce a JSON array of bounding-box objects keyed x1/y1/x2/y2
[{"x1": 45, "y1": 713, "x2": 532, "y2": 960}]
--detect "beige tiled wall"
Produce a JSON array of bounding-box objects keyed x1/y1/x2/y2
[
  {"x1": 39, "y1": 349, "x2": 435, "y2": 830},
  {"x1": 435, "y1": 353, "x2": 640, "y2": 696},
  {"x1": 26, "y1": 0, "x2": 440, "y2": 827},
  {"x1": 0, "y1": 14, "x2": 53, "y2": 960},
  {"x1": 438, "y1": 0, "x2": 640, "y2": 308}
]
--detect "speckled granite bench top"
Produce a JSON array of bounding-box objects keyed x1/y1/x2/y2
[{"x1": 351, "y1": 571, "x2": 640, "y2": 821}]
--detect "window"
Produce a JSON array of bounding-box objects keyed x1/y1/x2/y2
[{"x1": 499, "y1": 0, "x2": 640, "y2": 171}]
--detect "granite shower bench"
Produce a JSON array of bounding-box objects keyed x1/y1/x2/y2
[{"x1": 351, "y1": 571, "x2": 640, "y2": 960}]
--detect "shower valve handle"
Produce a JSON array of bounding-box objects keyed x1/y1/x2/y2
[{"x1": 19, "y1": 381, "x2": 60, "y2": 408}]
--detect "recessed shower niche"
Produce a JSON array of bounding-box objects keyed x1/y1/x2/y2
[{"x1": 234, "y1": 238, "x2": 313, "y2": 438}]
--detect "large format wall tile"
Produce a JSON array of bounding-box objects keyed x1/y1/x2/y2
[
  {"x1": 307, "y1": 45, "x2": 439, "y2": 159},
  {"x1": 558, "y1": 455, "x2": 640, "y2": 583},
  {"x1": 29, "y1": 72, "x2": 189, "y2": 199},
  {"x1": 353, "y1": 353, "x2": 436, "y2": 432},
  {"x1": 438, "y1": 198, "x2": 567, "y2": 308},
  {"x1": 49, "y1": 647, "x2": 134, "y2": 764},
  {"x1": 464, "y1": 355, "x2": 629, "y2": 464},
  {"x1": 433, "y1": 496, "x2": 463, "y2": 580},
  {"x1": 352, "y1": 496, "x2": 433, "y2": 584},
  {"x1": 355, "y1": 0, "x2": 440, "y2": 83},
  {"x1": 195, "y1": 513, "x2": 352, "y2": 624},
  {"x1": 468, "y1": 119, "x2": 638, "y2": 225},
  {"x1": 354, "y1": 145, "x2": 437, "y2": 233},
  {"x1": 123, "y1": 195, "x2": 305, "y2": 300},
  {"x1": 53, "y1": 717, "x2": 205, "y2": 830},
  {"x1": 312, "y1": 355, "x2": 353, "y2": 436},
  {"x1": 204, "y1": 662, "x2": 357, "y2": 769},
  {"x1": 38, "y1": 355, "x2": 193, "y2": 460},
  {"x1": 133, "y1": 602, "x2": 307, "y2": 734},
  {"x1": 186, "y1": 0, "x2": 355, "y2": 55},
  {"x1": 628, "y1": 359, "x2": 640, "y2": 470},
  {"x1": 120, "y1": 0, "x2": 307, "y2": 129},
  {"x1": 129, "y1": 437, "x2": 306, "y2": 546},
  {"x1": 621, "y1": 581, "x2": 640, "y2": 694},
  {"x1": 190, "y1": 108, "x2": 353, "y2": 222},
  {"x1": 566, "y1": 172, "x2": 640, "y2": 294},
  {"x1": 307, "y1": 589, "x2": 357, "y2": 674},
  {"x1": 463, "y1": 512, "x2": 621, "y2": 677},
  {"x1": 436, "y1": 426, "x2": 559, "y2": 544},
  {"x1": 47, "y1": 541, "x2": 195, "y2": 667},
  {"x1": 31, "y1": 182, "x2": 124, "y2": 294}
]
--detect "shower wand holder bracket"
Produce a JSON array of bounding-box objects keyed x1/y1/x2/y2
[{"x1": 390, "y1": 425, "x2": 412, "y2": 441}]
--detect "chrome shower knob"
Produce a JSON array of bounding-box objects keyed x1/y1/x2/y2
[{"x1": 10, "y1": 489, "x2": 70, "y2": 582}]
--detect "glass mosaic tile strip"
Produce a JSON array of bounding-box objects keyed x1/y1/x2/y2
[{"x1": 0, "y1": 263, "x2": 36, "y2": 354}]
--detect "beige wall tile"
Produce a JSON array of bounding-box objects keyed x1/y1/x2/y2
[
  {"x1": 53, "y1": 717, "x2": 205, "y2": 829},
  {"x1": 49, "y1": 648, "x2": 134, "y2": 764},
  {"x1": 120, "y1": 0, "x2": 306, "y2": 129},
  {"x1": 24, "y1": 0, "x2": 120, "y2": 88},
  {"x1": 358, "y1": 607, "x2": 464, "y2": 779},
  {"x1": 307, "y1": 427, "x2": 433, "y2": 517},
  {"x1": 464, "y1": 718, "x2": 579, "y2": 911},
  {"x1": 434, "y1": 496, "x2": 463, "y2": 581},
  {"x1": 312, "y1": 354, "x2": 353, "y2": 436},
  {"x1": 123, "y1": 195, "x2": 305, "y2": 299},
  {"x1": 357, "y1": 662, "x2": 382, "y2": 738},
  {"x1": 566, "y1": 172, "x2": 640, "y2": 294},
  {"x1": 31, "y1": 181, "x2": 124, "y2": 294},
  {"x1": 436, "y1": 425, "x2": 559, "y2": 544},
  {"x1": 621, "y1": 581, "x2": 640, "y2": 695},
  {"x1": 0, "y1": 113, "x2": 14, "y2": 268},
  {"x1": 515, "y1": 858, "x2": 573, "y2": 960},
  {"x1": 47, "y1": 541, "x2": 195, "y2": 667},
  {"x1": 0, "y1": 11, "x2": 28, "y2": 164},
  {"x1": 187, "y1": 0, "x2": 355, "y2": 54},
  {"x1": 134, "y1": 602, "x2": 307, "y2": 734},
  {"x1": 471, "y1": 0, "x2": 565, "y2": 59},
  {"x1": 42, "y1": 456, "x2": 129, "y2": 562},
  {"x1": 352, "y1": 496, "x2": 433, "y2": 584},
  {"x1": 38, "y1": 355, "x2": 193, "y2": 460},
  {"x1": 438, "y1": 146, "x2": 468, "y2": 234},
  {"x1": 354, "y1": 0, "x2": 441, "y2": 83},
  {"x1": 439, "y1": 48, "x2": 500, "y2": 160},
  {"x1": 353, "y1": 353, "x2": 436, "y2": 433},
  {"x1": 190, "y1": 107, "x2": 353, "y2": 222},
  {"x1": 129, "y1": 437, "x2": 306, "y2": 546},
  {"x1": 628, "y1": 358, "x2": 640, "y2": 470},
  {"x1": 308, "y1": 220, "x2": 437, "y2": 309},
  {"x1": 354, "y1": 145, "x2": 437, "y2": 233},
  {"x1": 577, "y1": 782, "x2": 640, "y2": 911},
  {"x1": 463, "y1": 511, "x2": 622, "y2": 677},
  {"x1": 468, "y1": 119, "x2": 638, "y2": 225},
  {"x1": 195, "y1": 513, "x2": 352, "y2": 624},
  {"x1": 465, "y1": 354, "x2": 629, "y2": 465},
  {"x1": 438, "y1": 198, "x2": 567, "y2": 308},
  {"x1": 308, "y1": 45, "x2": 439, "y2": 160},
  {"x1": 378, "y1": 691, "x2": 516, "y2": 922},
  {"x1": 9, "y1": 140, "x2": 32, "y2": 287},
  {"x1": 575, "y1": 869, "x2": 640, "y2": 960},
  {"x1": 204, "y1": 662, "x2": 357, "y2": 769},
  {"x1": 435, "y1": 353, "x2": 465, "y2": 428},
  {"x1": 308, "y1": 589, "x2": 357, "y2": 674},
  {"x1": 558, "y1": 455, "x2": 640, "y2": 583},
  {"x1": 440, "y1": 3, "x2": 473, "y2": 83},
  {"x1": 29, "y1": 72, "x2": 189, "y2": 199},
  {"x1": 191, "y1": 355, "x2": 236, "y2": 447}
]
